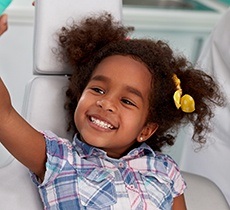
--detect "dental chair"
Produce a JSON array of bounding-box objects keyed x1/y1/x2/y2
[{"x1": 0, "y1": 0, "x2": 229, "y2": 209}]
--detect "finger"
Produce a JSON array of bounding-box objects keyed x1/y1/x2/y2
[{"x1": 0, "y1": 14, "x2": 8, "y2": 36}]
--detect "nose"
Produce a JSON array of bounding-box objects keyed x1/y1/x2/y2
[{"x1": 96, "y1": 98, "x2": 116, "y2": 112}]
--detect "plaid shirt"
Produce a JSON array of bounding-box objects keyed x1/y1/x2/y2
[{"x1": 32, "y1": 131, "x2": 186, "y2": 210}]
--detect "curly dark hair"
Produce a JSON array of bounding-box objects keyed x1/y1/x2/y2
[{"x1": 57, "y1": 13, "x2": 225, "y2": 152}]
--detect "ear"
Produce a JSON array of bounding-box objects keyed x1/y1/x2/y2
[{"x1": 137, "y1": 122, "x2": 158, "y2": 143}]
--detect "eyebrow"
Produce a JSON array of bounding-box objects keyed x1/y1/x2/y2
[
  {"x1": 91, "y1": 75, "x2": 144, "y2": 101},
  {"x1": 91, "y1": 75, "x2": 108, "y2": 83},
  {"x1": 125, "y1": 86, "x2": 144, "y2": 101}
]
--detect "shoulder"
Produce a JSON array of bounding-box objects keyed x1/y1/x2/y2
[
  {"x1": 135, "y1": 144, "x2": 180, "y2": 175},
  {"x1": 42, "y1": 130, "x2": 73, "y2": 158},
  {"x1": 154, "y1": 152, "x2": 181, "y2": 177},
  {"x1": 155, "y1": 152, "x2": 178, "y2": 166}
]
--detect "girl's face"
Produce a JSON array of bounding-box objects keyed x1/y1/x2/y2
[{"x1": 74, "y1": 55, "x2": 158, "y2": 158}]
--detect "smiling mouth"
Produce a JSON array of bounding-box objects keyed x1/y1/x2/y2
[{"x1": 90, "y1": 116, "x2": 115, "y2": 130}]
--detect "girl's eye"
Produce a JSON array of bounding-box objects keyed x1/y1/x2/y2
[
  {"x1": 121, "y1": 98, "x2": 136, "y2": 107},
  {"x1": 91, "y1": 87, "x2": 105, "y2": 95}
]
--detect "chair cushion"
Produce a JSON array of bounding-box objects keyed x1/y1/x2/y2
[
  {"x1": 0, "y1": 159, "x2": 43, "y2": 210},
  {"x1": 182, "y1": 171, "x2": 229, "y2": 210},
  {"x1": 0, "y1": 143, "x2": 14, "y2": 168},
  {"x1": 22, "y1": 76, "x2": 73, "y2": 140},
  {"x1": 34, "y1": 0, "x2": 122, "y2": 75}
]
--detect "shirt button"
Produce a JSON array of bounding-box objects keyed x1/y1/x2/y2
[
  {"x1": 118, "y1": 162, "x2": 124, "y2": 168},
  {"x1": 134, "y1": 151, "x2": 139, "y2": 156}
]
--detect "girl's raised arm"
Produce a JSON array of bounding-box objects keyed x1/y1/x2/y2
[
  {"x1": 0, "y1": 78, "x2": 46, "y2": 179},
  {"x1": 172, "y1": 194, "x2": 187, "y2": 210}
]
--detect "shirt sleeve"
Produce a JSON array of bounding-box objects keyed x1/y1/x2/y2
[
  {"x1": 31, "y1": 131, "x2": 73, "y2": 187},
  {"x1": 164, "y1": 154, "x2": 187, "y2": 197}
]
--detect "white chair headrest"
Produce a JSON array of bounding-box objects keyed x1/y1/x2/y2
[{"x1": 33, "y1": 0, "x2": 122, "y2": 75}]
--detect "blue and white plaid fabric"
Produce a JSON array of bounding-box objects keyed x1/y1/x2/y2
[{"x1": 31, "y1": 131, "x2": 186, "y2": 210}]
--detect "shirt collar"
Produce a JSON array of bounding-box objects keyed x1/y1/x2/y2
[
  {"x1": 72, "y1": 134, "x2": 155, "y2": 160},
  {"x1": 124, "y1": 142, "x2": 155, "y2": 160},
  {"x1": 73, "y1": 134, "x2": 106, "y2": 158}
]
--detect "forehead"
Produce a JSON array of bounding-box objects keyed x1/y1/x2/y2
[{"x1": 92, "y1": 55, "x2": 152, "y2": 84}]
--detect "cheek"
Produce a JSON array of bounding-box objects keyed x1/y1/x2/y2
[
  {"x1": 74, "y1": 94, "x2": 91, "y2": 127},
  {"x1": 122, "y1": 111, "x2": 146, "y2": 132},
  {"x1": 75, "y1": 93, "x2": 87, "y2": 113},
  {"x1": 74, "y1": 100, "x2": 84, "y2": 128},
  {"x1": 73, "y1": 107, "x2": 79, "y2": 129}
]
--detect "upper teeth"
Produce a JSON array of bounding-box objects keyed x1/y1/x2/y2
[{"x1": 91, "y1": 117, "x2": 114, "y2": 129}]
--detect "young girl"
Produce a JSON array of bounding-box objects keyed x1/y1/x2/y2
[{"x1": 0, "y1": 13, "x2": 225, "y2": 210}]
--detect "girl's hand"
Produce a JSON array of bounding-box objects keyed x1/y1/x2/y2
[{"x1": 0, "y1": 14, "x2": 8, "y2": 36}]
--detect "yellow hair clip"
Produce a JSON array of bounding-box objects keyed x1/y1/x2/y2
[{"x1": 173, "y1": 74, "x2": 195, "y2": 113}]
